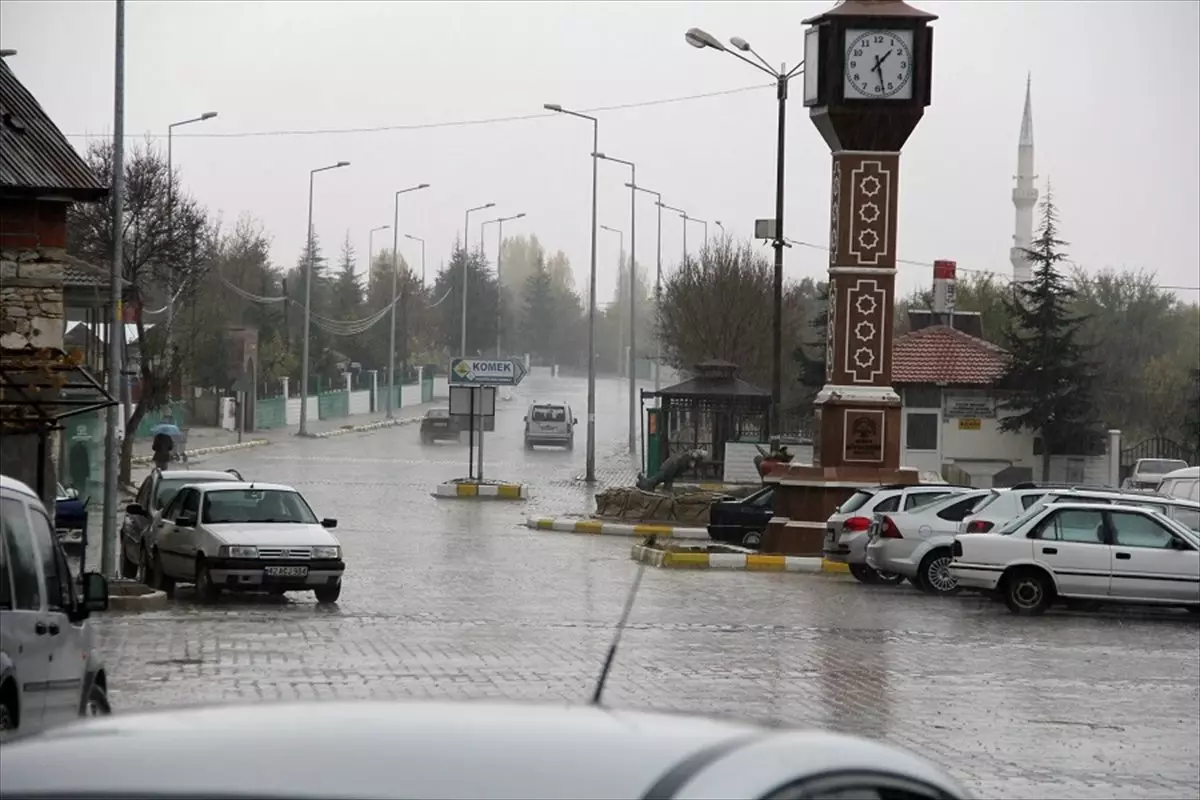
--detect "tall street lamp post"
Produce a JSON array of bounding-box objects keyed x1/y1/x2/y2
[
  {"x1": 404, "y1": 234, "x2": 426, "y2": 286},
  {"x1": 715, "y1": 220, "x2": 725, "y2": 237},
  {"x1": 683, "y1": 213, "x2": 708, "y2": 250},
  {"x1": 367, "y1": 224, "x2": 390, "y2": 286},
  {"x1": 627, "y1": 183, "x2": 662, "y2": 391},
  {"x1": 686, "y1": 26, "x2": 803, "y2": 433},
  {"x1": 484, "y1": 213, "x2": 526, "y2": 357},
  {"x1": 299, "y1": 161, "x2": 351, "y2": 437},
  {"x1": 544, "y1": 102, "x2": 599, "y2": 482},
  {"x1": 387, "y1": 183, "x2": 430, "y2": 419},
  {"x1": 461, "y1": 203, "x2": 495, "y2": 356},
  {"x1": 165, "y1": 111, "x2": 217, "y2": 398},
  {"x1": 659, "y1": 202, "x2": 687, "y2": 264},
  {"x1": 599, "y1": 224, "x2": 624, "y2": 384},
  {"x1": 595, "y1": 153, "x2": 638, "y2": 454}
]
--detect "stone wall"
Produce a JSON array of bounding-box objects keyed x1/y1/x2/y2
[{"x1": 1, "y1": 245, "x2": 65, "y2": 350}]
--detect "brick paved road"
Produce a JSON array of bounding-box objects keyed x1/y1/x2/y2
[{"x1": 88, "y1": 374, "x2": 1200, "y2": 800}]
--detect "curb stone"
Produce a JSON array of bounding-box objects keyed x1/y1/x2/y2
[
  {"x1": 435, "y1": 481, "x2": 528, "y2": 500},
  {"x1": 526, "y1": 517, "x2": 709, "y2": 540},
  {"x1": 309, "y1": 416, "x2": 423, "y2": 438},
  {"x1": 105, "y1": 581, "x2": 170, "y2": 611},
  {"x1": 131, "y1": 439, "x2": 270, "y2": 465},
  {"x1": 631, "y1": 543, "x2": 847, "y2": 574}
]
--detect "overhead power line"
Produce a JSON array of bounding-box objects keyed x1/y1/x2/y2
[{"x1": 66, "y1": 83, "x2": 773, "y2": 140}]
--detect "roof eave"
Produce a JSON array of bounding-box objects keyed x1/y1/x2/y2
[{"x1": 0, "y1": 185, "x2": 109, "y2": 203}]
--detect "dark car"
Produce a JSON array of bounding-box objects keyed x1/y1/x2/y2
[
  {"x1": 420, "y1": 408, "x2": 463, "y2": 444},
  {"x1": 55, "y1": 483, "x2": 89, "y2": 547},
  {"x1": 707, "y1": 485, "x2": 775, "y2": 549}
]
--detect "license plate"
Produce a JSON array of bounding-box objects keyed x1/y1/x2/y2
[{"x1": 265, "y1": 566, "x2": 308, "y2": 577}]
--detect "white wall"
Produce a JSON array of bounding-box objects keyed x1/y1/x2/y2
[
  {"x1": 433, "y1": 375, "x2": 448, "y2": 398},
  {"x1": 901, "y1": 388, "x2": 1039, "y2": 484},
  {"x1": 401, "y1": 382, "x2": 422, "y2": 407},
  {"x1": 349, "y1": 389, "x2": 371, "y2": 415},
  {"x1": 286, "y1": 397, "x2": 302, "y2": 426}
]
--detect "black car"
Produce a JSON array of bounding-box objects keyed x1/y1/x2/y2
[
  {"x1": 420, "y1": 408, "x2": 464, "y2": 444},
  {"x1": 707, "y1": 485, "x2": 775, "y2": 549}
]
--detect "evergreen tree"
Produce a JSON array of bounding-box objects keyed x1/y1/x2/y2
[
  {"x1": 521, "y1": 257, "x2": 557, "y2": 363},
  {"x1": 433, "y1": 244, "x2": 499, "y2": 356},
  {"x1": 997, "y1": 188, "x2": 1096, "y2": 478},
  {"x1": 331, "y1": 233, "x2": 363, "y2": 318},
  {"x1": 1184, "y1": 368, "x2": 1200, "y2": 461},
  {"x1": 793, "y1": 281, "x2": 829, "y2": 413}
]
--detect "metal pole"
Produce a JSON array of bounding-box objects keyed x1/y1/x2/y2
[
  {"x1": 654, "y1": 195, "x2": 662, "y2": 392},
  {"x1": 770, "y1": 73, "x2": 787, "y2": 435},
  {"x1": 420, "y1": 239, "x2": 425, "y2": 286},
  {"x1": 299, "y1": 171, "x2": 316, "y2": 436},
  {"x1": 496, "y1": 219, "x2": 504, "y2": 358},
  {"x1": 586, "y1": 121, "x2": 598, "y2": 483},
  {"x1": 461, "y1": 208, "x2": 469, "y2": 356},
  {"x1": 682, "y1": 217, "x2": 688, "y2": 264},
  {"x1": 627, "y1": 166, "x2": 636, "y2": 454},
  {"x1": 165, "y1": 126, "x2": 173, "y2": 380},
  {"x1": 101, "y1": 0, "x2": 125, "y2": 578},
  {"x1": 388, "y1": 196, "x2": 400, "y2": 418}
]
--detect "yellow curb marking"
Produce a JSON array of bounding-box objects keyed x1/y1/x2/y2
[
  {"x1": 456, "y1": 484, "x2": 479, "y2": 497},
  {"x1": 534, "y1": 519, "x2": 555, "y2": 530},
  {"x1": 665, "y1": 552, "x2": 711, "y2": 568},
  {"x1": 574, "y1": 520, "x2": 604, "y2": 534},
  {"x1": 821, "y1": 559, "x2": 851, "y2": 573},
  {"x1": 496, "y1": 485, "x2": 522, "y2": 498},
  {"x1": 631, "y1": 524, "x2": 676, "y2": 536},
  {"x1": 746, "y1": 554, "x2": 787, "y2": 571}
]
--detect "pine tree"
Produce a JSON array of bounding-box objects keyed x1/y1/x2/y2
[
  {"x1": 997, "y1": 187, "x2": 1096, "y2": 479},
  {"x1": 793, "y1": 281, "x2": 829, "y2": 412},
  {"x1": 1184, "y1": 368, "x2": 1200, "y2": 461},
  {"x1": 521, "y1": 257, "x2": 556, "y2": 362}
]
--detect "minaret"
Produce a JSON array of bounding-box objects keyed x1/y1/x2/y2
[{"x1": 1010, "y1": 74, "x2": 1038, "y2": 284}]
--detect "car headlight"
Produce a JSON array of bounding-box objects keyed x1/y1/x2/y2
[
  {"x1": 311, "y1": 546, "x2": 340, "y2": 560},
  {"x1": 221, "y1": 545, "x2": 259, "y2": 559}
]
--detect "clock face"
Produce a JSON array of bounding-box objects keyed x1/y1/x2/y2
[{"x1": 843, "y1": 28, "x2": 915, "y2": 100}]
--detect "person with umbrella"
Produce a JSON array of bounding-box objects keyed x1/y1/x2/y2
[{"x1": 150, "y1": 415, "x2": 185, "y2": 471}]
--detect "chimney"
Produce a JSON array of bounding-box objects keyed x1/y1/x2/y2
[{"x1": 932, "y1": 259, "x2": 957, "y2": 327}]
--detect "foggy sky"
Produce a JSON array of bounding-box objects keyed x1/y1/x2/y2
[{"x1": 3, "y1": 1, "x2": 1198, "y2": 305}]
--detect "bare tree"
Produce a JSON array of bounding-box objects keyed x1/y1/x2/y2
[{"x1": 68, "y1": 139, "x2": 213, "y2": 484}]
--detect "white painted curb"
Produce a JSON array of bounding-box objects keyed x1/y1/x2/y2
[
  {"x1": 131, "y1": 439, "x2": 269, "y2": 465},
  {"x1": 435, "y1": 482, "x2": 529, "y2": 500},
  {"x1": 309, "y1": 416, "x2": 423, "y2": 438},
  {"x1": 526, "y1": 517, "x2": 709, "y2": 540}
]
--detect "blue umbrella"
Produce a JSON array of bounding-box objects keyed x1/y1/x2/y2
[{"x1": 150, "y1": 422, "x2": 183, "y2": 442}]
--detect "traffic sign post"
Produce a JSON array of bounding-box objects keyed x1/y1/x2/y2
[
  {"x1": 450, "y1": 357, "x2": 527, "y2": 387},
  {"x1": 449, "y1": 383, "x2": 497, "y2": 482}
]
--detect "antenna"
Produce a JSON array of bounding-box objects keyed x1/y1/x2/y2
[{"x1": 591, "y1": 560, "x2": 647, "y2": 705}]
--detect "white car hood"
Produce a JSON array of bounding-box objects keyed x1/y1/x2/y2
[{"x1": 206, "y1": 523, "x2": 339, "y2": 547}]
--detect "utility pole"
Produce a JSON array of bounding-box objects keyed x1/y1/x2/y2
[
  {"x1": 630, "y1": 184, "x2": 662, "y2": 392},
  {"x1": 461, "y1": 203, "x2": 495, "y2": 356},
  {"x1": 387, "y1": 184, "x2": 429, "y2": 418},
  {"x1": 101, "y1": 0, "x2": 125, "y2": 578}
]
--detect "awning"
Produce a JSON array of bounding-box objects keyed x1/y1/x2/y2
[{"x1": 0, "y1": 347, "x2": 117, "y2": 432}]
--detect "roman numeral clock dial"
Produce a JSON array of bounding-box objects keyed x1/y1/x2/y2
[{"x1": 843, "y1": 28, "x2": 915, "y2": 100}]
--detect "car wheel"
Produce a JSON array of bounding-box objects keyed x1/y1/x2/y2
[
  {"x1": 151, "y1": 549, "x2": 175, "y2": 598},
  {"x1": 120, "y1": 543, "x2": 137, "y2": 579},
  {"x1": 1004, "y1": 568, "x2": 1054, "y2": 616},
  {"x1": 741, "y1": 530, "x2": 763, "y2": 549},
  {"x1": 314, "y1": 582, "x2": 341, "y2": 604},
  {"x1": 567, "y1": 437, "x2": 574, "y2": 451},
  {"x1": 269, "y1": 586, "x2": 288, "y2": 596},
  {"x1": 525, "y1": 438, "x2": 534, "y2": 451},
  {"x1": 420, "y1": 434, "x2": 432, "y2": 445},
  {"x1": 918, "y1": 549, "x2": 960, "y2": 596},
  {"x1": 848, "y1": 563, "x2": 881, "y2": 584},
  {"x1": 82, "y1": 683, "x2": 111, "y2": 717},
  {"x1": 194, "y1": 559, "x2": 219, "y2": 604},
  {"x1": 874, "y1": 570, "x2": 905, "y2": 585},
  {"x1": 0, "y1": 689, "x2": 15, "y2": 734},
  {"x1": 1187, "y1": 606, "x2": 1200, "y2": 614}
]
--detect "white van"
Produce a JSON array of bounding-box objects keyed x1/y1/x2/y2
[
  {"x1": 523, "y1": 402, "x2": 576, "y2": 450},
  {"x1": 1158, "y1": 466, "x2": 1200, "y2": 503},
  {"x1": 1, "y1": 474, "x2": 111, "y2": 738}
]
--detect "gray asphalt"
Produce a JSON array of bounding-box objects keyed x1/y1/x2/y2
[{"x1": 87, "y1": 374, "x2": 1200, "y2": 800}]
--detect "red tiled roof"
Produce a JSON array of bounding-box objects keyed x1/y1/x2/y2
[{"x1": 892, "y1": 325, "x2": 1008, "y2": 386}]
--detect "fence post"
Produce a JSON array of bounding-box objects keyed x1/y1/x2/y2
[
  {"x1": 281, "y1": 376, "x2": 290, "y2": 398},
  {"x1": 368, "y1": 370, "x2": 378, "y2": 413},
  {"x1": 1107, "y1": 429, "x2": 1121, "y2": 488}
]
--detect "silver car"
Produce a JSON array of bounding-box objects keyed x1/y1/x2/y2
[{"x1": 0, "y1": 700, "x2": 971, "y2": 799}]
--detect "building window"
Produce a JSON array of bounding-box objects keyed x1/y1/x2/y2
[
  {"x1": 906, "y1": 412, "x2": 938, "y2": 451},
  {"x1": 904, "y1": 386, "x2": 941, "y2": 409}
]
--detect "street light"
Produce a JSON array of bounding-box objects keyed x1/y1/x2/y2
[
  {"x1": 627, "y1": 182, "x2": 663, "y2": 392},
  {"x1": 387, "y1": 183, "x2": 431, "y2": 419},
  {"x1": 461, "y1": 202, "x2": 496, "y2": 356},
  {"x1": 544, "y1": 102, "x2": 600, "y2": 483},
  {"x1": 165, "y1": 110, "x2": 218, "y2": 396},
  {"x1": 595, "y1": 152, "x2": 638, "y2": 454},
  {"x1": 715, "y1": 220, "x2": 725, "y2": 237},
  {"x1": 299, "y1": 160, "x2": 350, "y2": 437},
  {"x1": 599, "y1": 224, "x2": 625, "y2": 388},
  {"x1": 686, "y1": 26, "x2": 803, "y2": 433},
  {"x1": 658, "y1": 201, "x2": 687, "y2": 264},
  {"x1": 404, "y1": 234, "x2": 426, "y2": 286},
  {"x1": 367, "y1": 224, "x2": 390, "y2": 286},
  {"x1": 483, "y1": 213, "x2": 527, "y2": 357},
  {"x1": 683, "y1": 213, "x2": 708, "y2": 251}
]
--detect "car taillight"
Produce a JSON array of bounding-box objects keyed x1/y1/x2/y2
[
  {"x1": 842, "y1": 516, "x2": 871, "y2": 532},
  {"x1": 880, "y1": 516, "x2": 902, "y2": 539},
  {"x1": 965, "y1": 520, "x2": 994, "y2": 534}
]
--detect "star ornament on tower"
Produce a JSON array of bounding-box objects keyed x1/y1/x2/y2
[{"x1": 859, "y1": 175, "x2": 882, "y2": 197}]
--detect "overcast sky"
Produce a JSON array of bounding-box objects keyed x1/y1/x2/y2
[{"x1": 3, "y1": 0, "x2": 1198, "y2": 305}]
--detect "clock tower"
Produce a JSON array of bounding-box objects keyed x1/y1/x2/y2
[{"x1": 762, "y1": 0, "x2": 937, "y2": 555}]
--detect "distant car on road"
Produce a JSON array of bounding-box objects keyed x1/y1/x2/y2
[
  {"x1": 54, "y1": 482, "x2": 88, "y2": 547},
  {"x1": 144, "y1": 482, "x2": 344, "y2": 604},
  {"x1": 1124, "y1": 458, "x2": 1189, "y2": 491},
  {"x1": 420, "y1": 408, "x2": 464, "y2": 444},
  {"x1": 524, "y1": 402, "x2": 576, "y2": 450},
  {"x1": 0, "y1": 700, "x2": 972, "y2": 799},
  {"x1": 707, "y1": 485, "x2": 775, "y2": 549}
]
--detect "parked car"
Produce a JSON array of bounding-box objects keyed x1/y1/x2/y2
[
  {"x1": 54, "y1": 482, "x2": 88, "y2": 547},
  {"x1": 962, "y1": 486, "x2": 1200, "y2": 535},
  {"x1": 144, "y1": 482, "x2": 344, "y2": 604},
  {"x1": 0, "y1": 700, "x2": 971, "y2": 800},
  {"x1": 120, "y1": 468, "x2": 245, "y2": 580},
  {"x1": 864, "y1": 489, "x2": 993, "y2": 595},
  {"x1": 420, "y1": 408, "x2": 464, "y2": 444},
  {"x1": 1158, "y1": 466, "x2": 1200, "y2": 502},
  {"x1": 524, "y1": 402, "x2": 576, "y2": 450},
  {"x1": 824, "y1": 484, "x2": 968, "y2": 585},
  {"x1": 950, "y1": 501, "x2": 1200, "y2": 616},
  {"x1": 1, "y1": 474, "x2": 111, "y2": 739},
  {"x1": 707, "y1": 485, "x2": 775, "y2": 548},
  {"x1": 1124, "y1": 458, "x2": 1189, "y2": 491}
]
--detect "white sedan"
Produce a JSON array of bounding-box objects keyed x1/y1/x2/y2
[
  {"x1": 950, "y1": 501, "x2": 1200, "y2": 615},
  {"x1": 0, "y1": 700, "x2": 971, "y2": 800},
  {"x1": 146, "y1": 482, "x2": 345, "y2": 604}
]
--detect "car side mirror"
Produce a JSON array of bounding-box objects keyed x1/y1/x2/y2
[
  {"x1": 573, "y1": 418, "x2": 578, "y2": 424},
  {"x1": 321, "y1": 518, "x2": 338, "y2": 529},
  {"x1": 176, "y1": 513, "x2": 197, "y2": 528},
  {"x1": 126, "y1": 502, "x2": 146, "y2": 517},
  {"x1": 75, "y1": 572, "x2": 109, "y2": 620},
  {"x1": 523, "y1": 416, "x2": 528, "y2": 422}
]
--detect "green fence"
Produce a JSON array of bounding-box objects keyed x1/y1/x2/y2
[
  {"x1": 256, "y1": 396, "x2": 287, "y2": 429},
  {"x1": 318, "y1": 390, "x2": 349, "y2": 420},
  {"x1": 422, "y1": 372, "x2": 434, "y2": 403},
  {"x1": 134, "y1": 401, "x2": 189, "y2": 438}
]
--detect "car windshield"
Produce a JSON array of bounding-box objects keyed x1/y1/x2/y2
[
  {"x1": 1173, "y1": 507, "x2": 1200, "y2": 532},
  {"x1": 156, "y1": 477, "x2": 237, "y2": 510},
  {"x1": 997, "y1": 503, "x2": 1050, "y2": 535},
  {"x1": 201, "y1": 489, "x2": 319, "y2": 525},
  {"x1": 1139, "y1": 459, "x2": 1188, "y2": 475},
  {"x1": 531, "y1": 406, "x2": 567, "y2": 422}
]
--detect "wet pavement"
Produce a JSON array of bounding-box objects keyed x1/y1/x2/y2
[{"x1": 85, "y1": 374, "x2": 1199, "y2": 800}]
